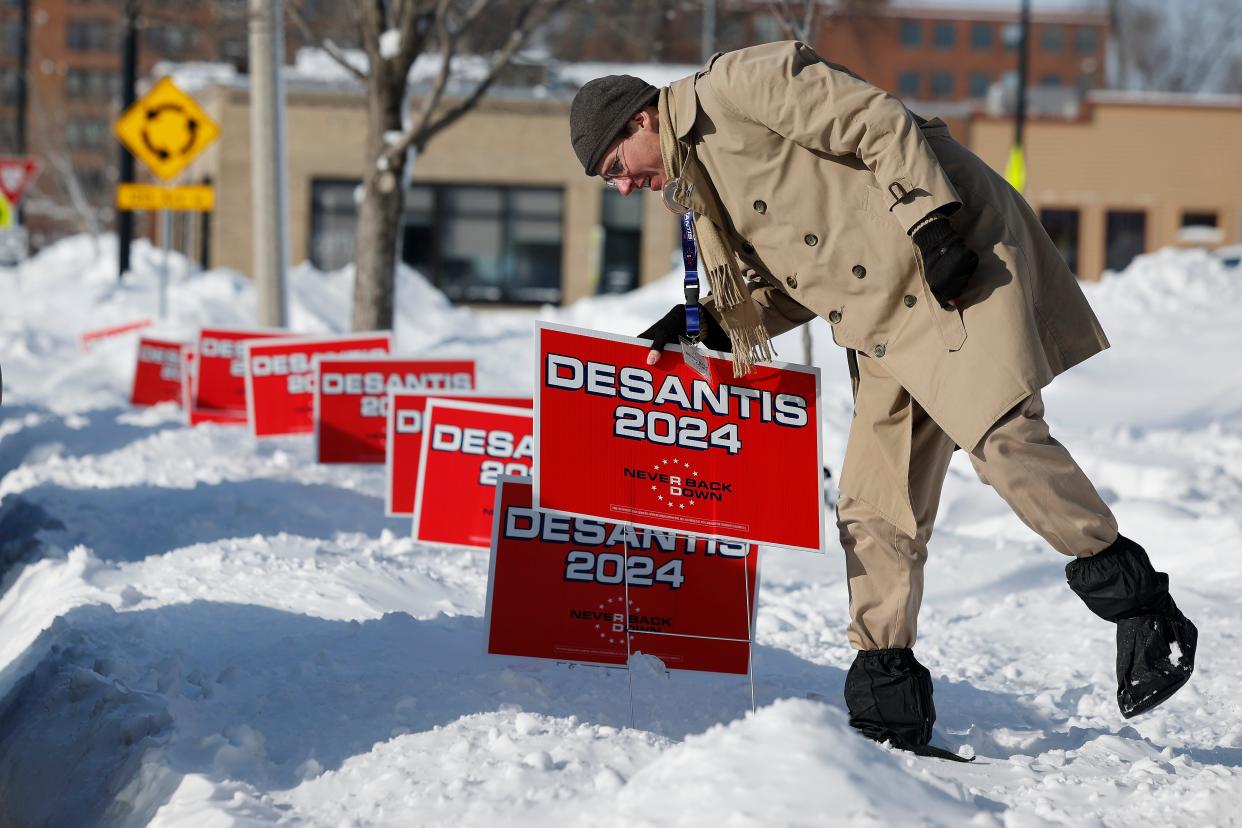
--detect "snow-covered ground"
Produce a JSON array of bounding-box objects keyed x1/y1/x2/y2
[{"x1": 1, "y1": 236, "x2": 1240, "y2": 826}]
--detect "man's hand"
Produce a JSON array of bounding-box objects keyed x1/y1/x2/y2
[
  {"x1": 639, "y1": 304, "x2": 732, "y2": 365},
  {"x1": 913, "y1": 215, "x2": 978, "y2": 307}
]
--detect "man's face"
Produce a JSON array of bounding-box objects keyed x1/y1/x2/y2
[{"x1": 596, "y1": 108, "x2": 664, "y2": 195}]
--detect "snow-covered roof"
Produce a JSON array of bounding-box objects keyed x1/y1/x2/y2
[{"x1": 1088, "y1": 90, "x2": 1242, "y2": 110}]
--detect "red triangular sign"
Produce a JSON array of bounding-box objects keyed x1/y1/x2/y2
[{"x1": 0, "y1": 157, "x2": 41, "y2": 205}]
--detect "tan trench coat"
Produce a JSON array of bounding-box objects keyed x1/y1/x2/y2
[{"x1": 671, "y1": 41, "x2": 1109, "y2": 536}]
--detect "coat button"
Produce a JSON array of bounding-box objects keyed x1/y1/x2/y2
[
  {"x1": 828, "y1": 310, "x2": 842, "y2": 324},
  {"x1": 903, "y1": 294, "x2": 917, "y2": 308},
  {"x1": 873, "y1": 344, "x2": 886, "y2": 358},
  {"x1": 753, "y1": 200, "x2": 767, "y2": 214},
  {"x1": 852, "y1": 265, "x2": 866, "y2": 279},
  {"x1": 741, "y1": 241, "x2": 755, "y2": 254},
  {"x1": 785, "y1": 275, "x2": 798, "y2": 289},
  {"x1": 804, "y1": 234, "x2": 818, "y2": 247}
]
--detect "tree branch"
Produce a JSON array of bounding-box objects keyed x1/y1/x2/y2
[{"x1": 287, "y1": 2, "x2": 369, "y2": 81}]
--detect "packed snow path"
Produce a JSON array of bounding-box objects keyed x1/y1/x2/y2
[{"x1": 1, "y1": 238, "x2": 1240, "y2": 826}]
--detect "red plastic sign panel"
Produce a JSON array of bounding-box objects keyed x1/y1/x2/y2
[
  {"x1": 412, "y1": 399, "x2": 533, "y2": 549},
  {"x1": 244, "y1": 333, "x2": 391, "y2": 437},
  {"x1": 131, "y1": 337, "x2": 187, "y2": 407},
  {"x1": 535, "y1": 322, "x2": 824, "y2": 553},
  {"x1": 192, "y1": 327, "x2": 288, "y2": 418},
  {"x1": 385, "y1": 391, "x2": 532, "y2": 517},
  {"x1": 0, "y1": 156, "x2": 41, "y2": 205},
  {"x1": 314, "y1": 356, "x2": 476, "y2": 464},
  {"x1": 485, "y1": 477, "x2": 759, "y2": 674}
]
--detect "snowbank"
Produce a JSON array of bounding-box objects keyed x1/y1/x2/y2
[{"x1": 1, "y1": 237, "x2": 1240, "y2": 825}]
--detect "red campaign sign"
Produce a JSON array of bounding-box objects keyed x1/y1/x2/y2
[
  {"x1": 485, "y1": 478, "x2": 759, "y2": 674},
  {"x1": 192, "y1": 327, "x2": 288, "y2": 418},
  {"x1": 385, "y1": 391, "x2": 532, "y2": 517},
  {"x1": 535, "y1": 322, "x2": 825, "y2": 553},
  {"x1": 244, "y1": 333, "x2": 391, "y2": 437},
  {"x1": 131, "y1": 337, "x2": 186, "y2": 407},
  {"x1": 313, "y1": 356, "x2": 477, "y2": 464},
  {"x1": 0, "y1": 156, "x2": 41, "y2": 205},
  {"x1": 412, "y1": 399, "x2": 534, "y2": 548}
]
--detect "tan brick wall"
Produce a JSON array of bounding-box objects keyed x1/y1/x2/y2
[
  {"x1": 186, "y1": 87, "x2": 678, "y2": 305},
  {"x1": 965, "y1": 98, "x2": 1242, "y2": 279}
]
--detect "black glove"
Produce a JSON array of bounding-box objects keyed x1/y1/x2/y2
[
  {"x1": 913, "y1": 215, "x2": 978, "y2": 307},
  {"x1": 639, "y1": 304, "x2": 732, "y2": 354}
]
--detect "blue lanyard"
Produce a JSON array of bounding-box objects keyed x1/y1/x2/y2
[{"x1": 680, "y1": 211, "x2": 702, "y2": 340}]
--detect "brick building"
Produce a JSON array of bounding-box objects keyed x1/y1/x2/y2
[
  {"x1": 546, "y1": 0, "x2": 1108, "y2": 107},
  {"x1": 0, "y1": 0, "x2": 355, "y2": 248}
]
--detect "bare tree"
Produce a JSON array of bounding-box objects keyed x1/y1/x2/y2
[
  {"x1": 1109, "y1": 0, "x2": 1242, "y2": 93},
  {"x1": 290, "y1": 0, "x2": 571, "y2": 332},
  {"x1": 764, "y1": 0, "x2": 886, "y2": 45}
]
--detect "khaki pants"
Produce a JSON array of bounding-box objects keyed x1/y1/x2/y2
[{"x1": 839, "y1": 353, "x2": 1118, "y2": 651}]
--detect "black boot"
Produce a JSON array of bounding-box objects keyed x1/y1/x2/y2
[{"x1": 1066, "y1": 535, "x2": 1197, "y2": 718}]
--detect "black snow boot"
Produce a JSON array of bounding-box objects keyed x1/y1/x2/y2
[
  {"x1": 844, "y1": 648, "x2": 968, "y2": 761},
  {"x1": 1065, "y1": 535, "x2": 1197, "y2": 718}
]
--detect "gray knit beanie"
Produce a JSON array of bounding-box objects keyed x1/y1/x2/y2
[{"x1": 569, "y1": 75, "x2": 659, "y2": 176}]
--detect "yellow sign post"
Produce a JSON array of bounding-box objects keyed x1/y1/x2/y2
[
  {"x1": 114, "y1": 77, "x2": 221, "y2": 181},
  {"x1": 0, "y1": 192, "x2": 12, "y2": 229},
  {"x1": 116, "y1": 183, "x2": 215, "y2": 212}
]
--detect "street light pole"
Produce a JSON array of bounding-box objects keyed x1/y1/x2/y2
[
  {"x1": 117, "y1": 1, "x2": 139, "y2": 280},
  {"x1": 248, "y1": 0, "x2": 289, "y2": 327}
]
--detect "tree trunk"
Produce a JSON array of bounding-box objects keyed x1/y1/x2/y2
[{"x1": 351, "y1": 72, "x2": 408, "y2": 332}]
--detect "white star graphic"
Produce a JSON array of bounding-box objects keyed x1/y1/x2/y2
[
  {"x1": 657, "y1": 495, "x2": 664, "y2": 501},
  {"x1": 679, "y1": 503, "x2": 686, "y2": 509},
  {"x1": 662, "y1": 458, "x2": 668, "y2": 465},
  {"x1": 693, "y1": 470, "x2": 700, "y2": 477},
  {"x1": 650, "y1": 485, "x2": 656, "y2": 491}
]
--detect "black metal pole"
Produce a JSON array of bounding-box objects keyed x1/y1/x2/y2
[
  {"x1": 1015, "y1": 0, "x2": 1030, "y2": 149},
  {"x1": 117, "y1": 1, "x2": 139, "y2": 281},
  {"x1": 15, "y1": 0, "x2": 29, "y2": 156}
]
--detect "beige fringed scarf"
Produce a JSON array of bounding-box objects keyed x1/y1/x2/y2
[{"x1": 657, "y1": 88, "x2": 775, "y2": 378}]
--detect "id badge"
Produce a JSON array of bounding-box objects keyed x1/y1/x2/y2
[{"x1": 678, "y1": 336, "x2": 713, "y2": 381}]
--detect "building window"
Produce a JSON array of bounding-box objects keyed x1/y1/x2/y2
[
  {"x1": 402, "y1": 183, "x2": 564, "y2": 305},
  {"x1": 1074, "y1": 28, "x2": 1099, "y2": 55},
  {"x1": 1040, "y1": 25, "x2": 1064, "y2": 54},
  {"x1": 1003, "y1": 23, "x2": 1021, "y2": 50},
  {"x1": 65, "y1": 68, "x2": 120, "y2": 99},
  {"x1": 899, "y1": 20, "x2": 921, "y2": 48},
  {"x1": 932, "y1": 21, "x2": 956, "y2": 49},
  {"x1": 930, "y1": 71, "x2": 954, "y2": 98},
  {"x1": 970, "y1": 22, "x2": 993, "y2": 50},
  {"x1": 1, "y1": 21, "x2": 19, "y2": 53},
  {"x1": 66, "y1": 118, "x2": 109, "y2": 149},
  {"x1": 66, "y1": 18, "x2": 115, "y2": 51},
  {"x1": 598, "y1": 188, "x2": 643, "y2": 294},
  {"x1": 1040, "y1": 208, "x2": 1080, "y2": 274},
  {"x1": 309, "y1": 178, "x2": 360, "y2": 271},
  {"x1": 897, "y1": 70, "x2": 921, "y2": 98},
  {"x1": 753, "y1": 15, "x2": 783, "y2": 43},
  {"x1": 145, "y1": 25, "x2": 200, "y2": 54},
  {"x1": 0, "y1": 66, "x2": 17, "y2": 106},
  {"x1": 1181, "y1": 211, "x2": 1217, "y2": 227},
  {"x1": 1105, "y1": 210, "x2": 1146, "y2": 272},
  {"x1": 1040, "y1": 74, "x2": 1063, "y2": 87},
  {"x1": 968, "y1": 72, "x2": 991, "y2": 98}
]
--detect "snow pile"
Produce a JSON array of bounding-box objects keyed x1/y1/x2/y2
[{"x1": 1, "y1": 238, "x2": 1241, "y2": 825}]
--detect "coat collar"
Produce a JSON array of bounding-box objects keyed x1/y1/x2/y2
[{"x1": 665, "y1": 74, "x2": 700, "y2": 140}]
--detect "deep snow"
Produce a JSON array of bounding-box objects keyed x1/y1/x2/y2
[{"x1": 1, "y1": 236, "x2": 1240, "y2": 826}]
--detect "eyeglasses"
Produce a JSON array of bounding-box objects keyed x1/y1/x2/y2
[{"x1": 602, "y1": 140, "x2": 629, "y2": 188}]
